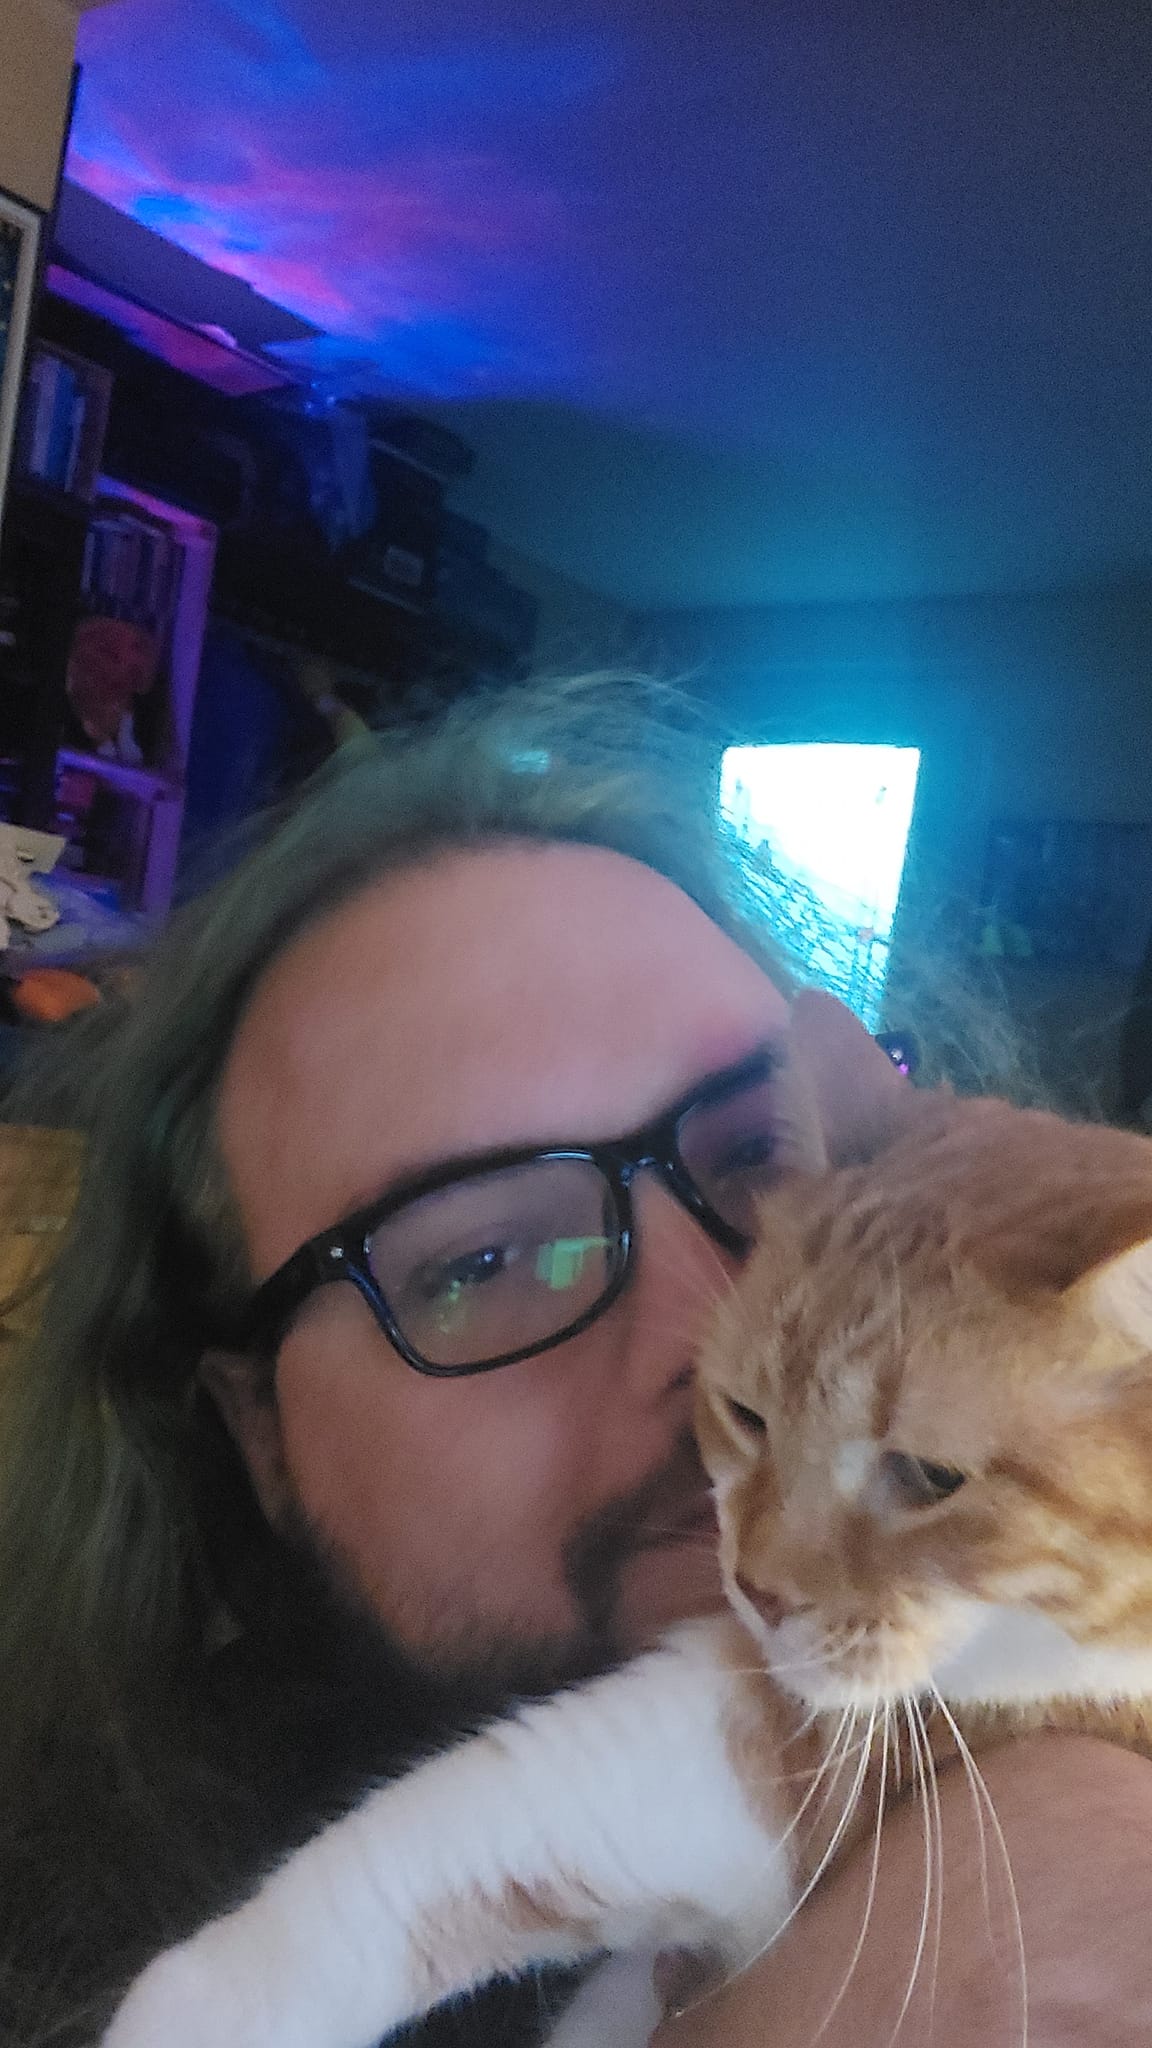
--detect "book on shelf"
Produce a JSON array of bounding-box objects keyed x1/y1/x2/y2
[
  {"x1": 80, "y1": 511, "x2": 180, "y2": 632},
  {"x1": 15, "y1": 345, "x2": 112, "y2": 501}
]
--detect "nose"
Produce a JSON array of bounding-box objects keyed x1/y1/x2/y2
[
  {"x1": 626, "y1": 1178, "x2": 741, "y2": 1380},
  {"x1": 734, "y1": 1572, "x2": 809, "y2": 1630}
]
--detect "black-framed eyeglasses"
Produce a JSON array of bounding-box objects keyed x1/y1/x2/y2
[{"x1": 244, "y1": 1048, "x2": 784, "y2": 1379}]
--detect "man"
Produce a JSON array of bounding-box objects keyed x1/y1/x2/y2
[{"x1": 3, "y1": 681, "x2": 1151, "y2": 2046}]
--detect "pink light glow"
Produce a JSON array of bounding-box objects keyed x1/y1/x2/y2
[{"x1": 70, "y1": 0, "x2": 612, "y2": 392}]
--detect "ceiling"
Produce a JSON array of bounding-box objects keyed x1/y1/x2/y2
[{"x1": 71, "y1": 0, "x2": 1152, "y2": 610}]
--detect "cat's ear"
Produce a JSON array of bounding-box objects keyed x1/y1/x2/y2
[
  {"x1": 788, "y1": 988, "x2": 925, "y2": 1168},
  {"x1": 1081, "y1": 1237, "x2": 1152, "y2": 1349},
  {"x1": 764, "y1": 1013, "x2": 827, "y2": 1177}
]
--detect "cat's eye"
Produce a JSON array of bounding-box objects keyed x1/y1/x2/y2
[
  {"x1": 724, "y1": 1397, "x2": 767, "y2": 1438},
  {"x1": 882, "y1": 1451, "x2": 967, "y2": 1509}
]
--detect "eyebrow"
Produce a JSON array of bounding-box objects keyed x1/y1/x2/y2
[
  {"x1": 659, "y1": 1038, "x2": 782, "y2": 1122},
  {"x1": 252, "y1": 1036, "x2": 786, "y2": 1298},
  {"x1": 351, "y1": 1037, "x2": 784, "y2": 1216}
]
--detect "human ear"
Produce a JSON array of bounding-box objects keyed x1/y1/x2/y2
[{"x1": 199, "y1": 1348, "x2": 294, "y2": 1527}]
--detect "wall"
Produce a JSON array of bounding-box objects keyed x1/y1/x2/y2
[
  {"x1": 654, "y1": 579, "x2": 1152, "y2": 1111},
  {"x1": 0, "y1": 0, "x2": 83, "y2": 211},
  {"x1": 488, "y1": 540, "x2": 641, "y2": 671}
]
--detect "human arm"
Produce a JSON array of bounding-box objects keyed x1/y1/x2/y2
[{"x1": 652, "y1": 1733, "x2": 1152, "y2": 2048}]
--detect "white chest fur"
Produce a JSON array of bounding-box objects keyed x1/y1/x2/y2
[{"x1": 936, "y1": 1602, "x2": 1152, "y2": 1708}]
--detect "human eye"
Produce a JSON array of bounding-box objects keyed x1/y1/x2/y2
[
  {"x1": 370, "y1": 1157, "x2": 616, "y2": 1363},
  {"x1": 678, "y1": 1082, "x2": 785, "y2": 1233},
  {"x1": 705, "y1": 1129, "x2": 778, "y2": 1181},
  {"x1": 694, "y1": 1104, "x2": 781, "y2": 1192},
  {"x1": 408, "y1": 1239, "x2": 525, "y2": 1331},
  {"x1": 411, "y1": 1230, "x2": 609, "y2": 1315}
]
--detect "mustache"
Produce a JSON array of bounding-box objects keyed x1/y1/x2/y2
[{"x1": 564, "y1": 1428, "x2": 712, "y2": 1647}]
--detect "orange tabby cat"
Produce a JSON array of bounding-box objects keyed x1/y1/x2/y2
[
  {"x1": 692, "y1": 1091, "x2": 1152, "y2": 1945},
  {"x1": 703, "y1": 1094, "x2": 1152, "y2": 1742},
  {"x1": 105, "y1": 1095, "x2": 1152, "y2": 2048}
]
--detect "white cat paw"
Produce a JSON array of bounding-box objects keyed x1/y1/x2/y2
[
  {"x1": 102, "y1": 1942, "x2": 231, "y2": 2048},
  {"x1": 101, "y1": 1924, "x2": 405, "y2": 2048}
]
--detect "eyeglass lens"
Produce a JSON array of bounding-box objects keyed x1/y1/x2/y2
[
  {"x1": 366, "y1": 1070, "x2": 783, "y2": 1369},
  {"x1": 674, "y1": 1072, "x2": 782, "y2": 1236},
  {"x1": 368, "y1": 1158, "x2": 619, "y2": 1369}
]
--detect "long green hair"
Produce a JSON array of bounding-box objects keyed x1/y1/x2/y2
[{"x1": 0, "y1": 676, "x2": 804, "y2": 2043}]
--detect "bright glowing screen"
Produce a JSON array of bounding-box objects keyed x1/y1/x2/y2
[{"x1": 721, "y1": 742, "x2": 920, "y2": 1028}]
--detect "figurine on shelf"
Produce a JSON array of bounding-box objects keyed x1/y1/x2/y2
[
  {"x1": 65, "y1": 614, "x2": 159, "y2": 766},
  {"x1": 66, "y1": 507, "x2": 180, "y2": 767}
]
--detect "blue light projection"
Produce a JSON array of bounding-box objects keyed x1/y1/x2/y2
[{"x1": 72, "y1": 0, "x2": 625, "y2": 397}]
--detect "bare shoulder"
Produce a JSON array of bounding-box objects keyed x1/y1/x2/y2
[{"x1": 652, "y1": 1735, "x2": 1152, "y2": 2048}]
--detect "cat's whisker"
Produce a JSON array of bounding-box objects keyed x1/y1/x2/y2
[
  {"x1": 634, "y1": 1242, "x2": 739, "y2": 1327},
  {"x1": 666, "y1": 1225, "x2": 744, "y2": 1306},
  {"x1": 944, "y1": 1703, "x2": 992, "y2": 1948},
  {"x1": 724, "y1": 1705, "x2": 869, "y2": 1999},
  {"x1": 889, "y1": 1244, "x2": 906, "y2": 1361},
  {"x1": 593, "y1": 1293, "x2": 736, "y2": 1371},
  {"x1": 927, "y1": 1686, "x2": 996, "y2": 1945},
  {"x1": 807, "y1": 1700, "x2": 892, "y2": 2046},
  {"x1": 787, "y1": 1704, "x2": 878, "y2": 1911},
  {"x1": 930, "y1": 1683, "x2": 1028, "y2": 2048},
  {"x1": 735, "y1": 1622, "x2": 876, "y2": 1684},
  {"x1": 914, "y1": 1694, "x2": 945, "y2": 2042},
  {"x1": 764, "y1": 1706, "x2": 861, "y2": 1851},
  {"x1": 780, "y1": 1704, "x2": 822, "y2": 1748},
  {"x1": 885, "y1": 1692, "x2": 936, "y2": 2048},
  {"x1": 751, "y1": 1702, "x2": 879, "y2": 1960},
  {"x1": 719, "y1": 1654, "x2": 855, "y2": 1682},
  {"x1": 660, "y1": 1706, "x2": 872, "y2": 2035},
  {"x1": 755, "y1": 1732, "x2": 880, "y2": 1795},
  {"x1": 711, "y1": 1719, "x2": 870, "y2": 1796},
  {"x1": 715, "y1": 1623, "x2": 876, "y2": 1684},
  {"x1": 903, "y1": 1697, "x2": 934, "y2": 2038}
]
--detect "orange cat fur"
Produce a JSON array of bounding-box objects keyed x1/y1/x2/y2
[{"x1": 700, "y1": 1091, "x2": 1152, "y2": 1885}]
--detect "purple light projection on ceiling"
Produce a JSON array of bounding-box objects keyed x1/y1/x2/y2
[
  {"x1": 65, "y1": 0, "x2": 1152, "y2": 608},
  {"x1": 71, "y1": 0, "x2": 623, "y2": 397}
]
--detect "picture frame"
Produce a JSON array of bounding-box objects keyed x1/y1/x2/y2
[
  {"x1": 0, "y1": 186, "x2": 44, "y2": 535},
  {"x1": 982, "y1": 817, "x2": 1152, "y2": 974}
]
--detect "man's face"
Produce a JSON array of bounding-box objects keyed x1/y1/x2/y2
[{"x1": 215, "y1": 843, "x2": 796, "y2": 1689}]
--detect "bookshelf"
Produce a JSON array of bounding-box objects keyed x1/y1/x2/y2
[
  {"x1": 0, "y1": 267, "x2": 539, "y2": 930},
  {"x1": 51, "y1": 475, "x2": 216, "y2": 914},
  {"x1": 0, "y1": 469, "x2": 216, "y2": 917}
]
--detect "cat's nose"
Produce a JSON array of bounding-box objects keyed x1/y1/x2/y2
[{"x1": 733, "y1": 1574, "x2": 806, "y2": 1629}]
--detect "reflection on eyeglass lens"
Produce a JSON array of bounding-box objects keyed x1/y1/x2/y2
[{"x1": 370, "y1": 1158, "x2": 618, "y2": 1362}]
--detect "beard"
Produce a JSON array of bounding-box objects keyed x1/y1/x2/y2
[
  {"x1": 216, "y1": 1425, "x2": 716, "y2": 1750},
  {"x1": 197, "y1": 1432, "x2": 718, "y2": 2048},
  {"x1": 563, "y1": 1428, "x2": 720, "y2": 1650}
]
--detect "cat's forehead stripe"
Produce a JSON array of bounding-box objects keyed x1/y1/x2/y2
[{"x1": 833, "y1": 1439, "x2": 875, "y2": 1500}]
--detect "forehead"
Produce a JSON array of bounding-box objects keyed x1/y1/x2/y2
[
  {"x1": 218, "y1": 840, "x2": 787, "y2": 1277},
  {"x1": 741, "y1": 1224, "x2": 1067, "y2": 1446}
]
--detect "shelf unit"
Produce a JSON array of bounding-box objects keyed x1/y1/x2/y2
[
  {"x1": 0, "y1": 270, "x2": 539, "y2": 927},
  {"x1": 0, "y1": 472, "x2": 216, "y2": 917},
  {"x1": 58, "y1": 475, "x2": 216, "y2": 914}
]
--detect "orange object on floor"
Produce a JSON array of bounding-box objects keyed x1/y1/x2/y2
[{"x1": 10, "y1": 968, "x2": 101, "y2": 1025}]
